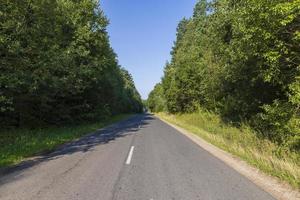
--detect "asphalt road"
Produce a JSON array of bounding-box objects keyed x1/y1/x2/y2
[{"x1": 0, "y1": 114, "x2": 275, "y2": 200}]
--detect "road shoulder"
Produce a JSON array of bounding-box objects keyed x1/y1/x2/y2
[
  {"x1": 157, "y1": 116, "x2": 300, "y2": 200},
  {"x1": 0, "y1": 114, "x2": 137, "y2": 177}
]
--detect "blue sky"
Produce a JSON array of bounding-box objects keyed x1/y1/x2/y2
[{"x1": 102, "y1": 0, "x2": 197, "y2": 99}]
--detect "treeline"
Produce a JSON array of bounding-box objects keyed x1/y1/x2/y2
[
  {"x1": 0, "y1": 0, "x2": 142, "y2": 127},
  {"x1": 148, "y1": 0, "x2": 299, "y2": 150}
]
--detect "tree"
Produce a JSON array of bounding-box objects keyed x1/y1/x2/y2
[
  {"x1": 0, "y1": 0, "x2": 142, "y2": 127},
  {"x1": 148, "y1": 0, "x2": 300, "y2": 149},
  {"x1": 147, "y1": 83, "x2": 165, "y2": 113}
]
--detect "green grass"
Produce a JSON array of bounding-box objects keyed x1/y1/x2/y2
[
  {"x1": 0, "y1": 114, "x2": 133, "y2": 168},
  {"x1": 157, "y1": 111, "x2": 300, "y2": 190}
]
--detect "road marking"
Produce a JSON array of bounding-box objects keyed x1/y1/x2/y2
[{"x1": 126, "y1": 146, "x2": 135, "y2": 165}]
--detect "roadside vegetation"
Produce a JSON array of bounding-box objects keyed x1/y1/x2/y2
[
  {"x1": 1, "y1": 1, "x2": 143, "y2": 128},
  {"x1": 158, "y1": 112, "x2": 300, "y2": 189},
  {"x1": 0, "y1": 1, "x2": 142, "y2": 167},
  {"x1": 0, "y1": 114, "x2": 132, "y2": 168},
  {"x1": 148, "y1": 0, "x2": 299, "y2": 189}
]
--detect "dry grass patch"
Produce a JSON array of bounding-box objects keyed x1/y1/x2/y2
[{"x1": 157, "y1": 112, "x2": 300, "y2": 189}]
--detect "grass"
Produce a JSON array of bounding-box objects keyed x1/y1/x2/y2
[
  {"x1": 157, "y1": 111, "x2": 300, "y2": 190},
  {"x1": 0, "y1": 114, "x2": 133, "y2": 168}
]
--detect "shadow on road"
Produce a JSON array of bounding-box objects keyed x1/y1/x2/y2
[{"x1": 0, "y1": 113, "x2": 155, "y2": 185}]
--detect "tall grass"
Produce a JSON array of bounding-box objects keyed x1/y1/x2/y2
[
  {"x1": 157, "y1": 111, "x2": 300, "y2": 189},
  {"x1": 0, "y1": 114, "x2": 132, "y2": 168}
]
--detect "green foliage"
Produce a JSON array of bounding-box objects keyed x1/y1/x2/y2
[
  {"x1": 147, "y1": 83, "x2": 166, "y2": 112},
  {"x1": 119, "y1": 68, "x2": 143, "y2": 113},
  {"x1": 0, "y1": 114, "x2": 132, "y2": 167},
  {"x1": 148, "y1": 0, "x2": 300, "y2": 150},
  {"x1": 0, "y1": 0, "x2": 142, "y2": 127}
]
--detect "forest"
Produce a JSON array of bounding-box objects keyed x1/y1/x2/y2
[
  {"x1": 0, "y1": 0, "x2": 299, "y2": 192},
  {"x1": 148, "y1": 0, "x2": 300, "y2": 151},
  {"x1": 0, "y1": 0, "x2": 143, "y2": 128}
]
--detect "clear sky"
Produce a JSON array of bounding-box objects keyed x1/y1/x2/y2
[{"x1": 102, "y1": 0, "x2": 197, "y2": 99}]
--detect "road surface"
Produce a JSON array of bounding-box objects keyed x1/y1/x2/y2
[{"x1": 0, "y1": 114, "x2": 275, "y2": 200}]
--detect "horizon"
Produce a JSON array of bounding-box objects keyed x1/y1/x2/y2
[{"x1": 102, "y1": 0, "x2": 197, "y2": 99}]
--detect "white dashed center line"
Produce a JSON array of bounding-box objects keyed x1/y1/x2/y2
[{"x1": 126, "y1": 146, "x2": 135, "y2": 165}]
